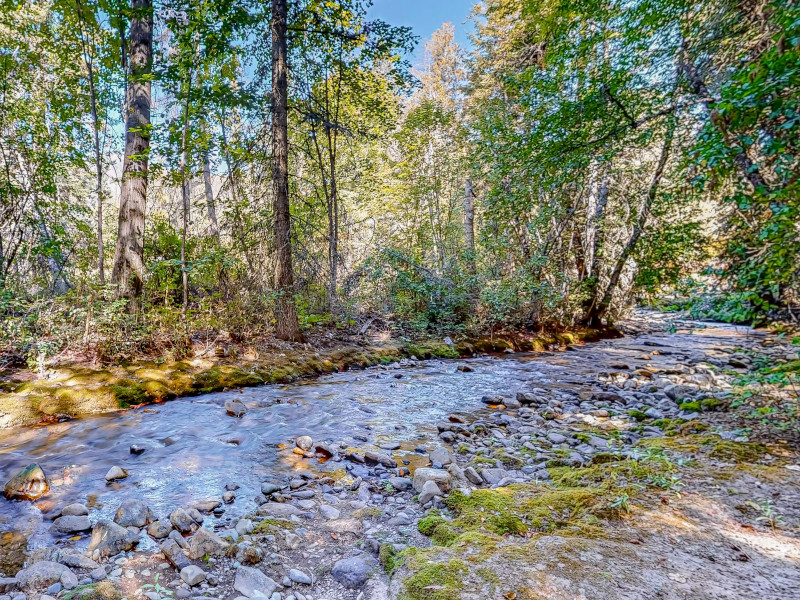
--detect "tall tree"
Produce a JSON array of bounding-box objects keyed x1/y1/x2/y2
[
  {"x1": 111, "y1": 0, "x2": 152, "y2": 308},
  {"x1": 271, "y1": 0, "x2": 302, "y2": 341}
]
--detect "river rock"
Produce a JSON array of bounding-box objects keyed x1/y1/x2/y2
[
  {"x1": 412, "y1": 468, "x2": 451, "y2": 493},
  {"x1": 319, "y1": 505, "x2": 340, "y2": 520},
  {"x1": 429, "y1": 447, "x2": 452, "y2": 466},
  {"x1": 223, "y1": 491, "x2": 235, "y2": 504},
  {"x1": 225, "y1": 400, "x2": 247, "y2": 417},
  {"x1": 323, "y1": 518, "x2": 364, "y2": 535},
  {"x1": 288, "y1": 569, "x2": 311, "y2": 585},
  {"x1": 295, "y1": 435, "x2": 313, "y2": 451},
  {"x1": 57, "y1": 550, "x2": 99, "y2": 570},
  {"x1": 180, "y1": 566, "x2": 206, "y2": 586},
  {"x1": 3, "y1": 464, "x2": 49, "y2": 501},
  {"x1": 87, "y1": 520, "x2": 139, "y2": 557},
  {"x1": 51, "y1": 516, "x2": 91, "y2": 534},
  {"x1": 388, "y1": 476, "x2": 412, "y2": 491},
  {"x1": 257, "y1": 503, "x2": 302, "y2": 518},
  {"x1": 260, "y1": 482, "x2": 284, "y2": 496},
  {"x1": 481, "y1": 468, "x2": 510, "y2": 486},
  {"x1": 194, "y1": 499, "x2": 222, "y2": 513},
  {"x1": 235, "y1": 519, "x2": 254, "y2": 536},
  {"x1": 60, "y1": 503, "x2": 88, "y2": 517},
  {"x1": 187, "y1": 527, "x2": 227, "y2": 559},
  {"x1": 114, "y1": 499, "x2": 153, "y2": 528},
  {"x1": 160, "y1": 538, "x2": 190, "y2": 570},
  {"x1": 0, "y1": 577, "x2": 18, "y2": 592},
  {"x1": 364, "y1": 451, "x2": 395, "y2": 468},
  {"x1": 463, "y1": 466, "x2": 482, "y2": 485},
  {"x1": 104, "y1": 466, "x2": 127, "y2": 482},
  {"x1": 418, "y1": 480, "x2": 442, "y2": 504},
  {"x1": 331, "y1": 556, "x2": 372, "y2": 588},
  {"x1": 233, "y1": 566, "x2": 278, "y2": 598},
  {"x1": 170, "y1": 508, "x2": 198, "y2": 533},
  {"x1": 147, "y1": 520, "x2": 173, "y2": 539},
  {"x1": 15, "y1": 562, "x2": 74, "y2": 591}
]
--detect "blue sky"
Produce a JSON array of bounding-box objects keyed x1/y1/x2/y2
[{"x1": 366, "y1": 0, "x2": 476, "y2": 64}]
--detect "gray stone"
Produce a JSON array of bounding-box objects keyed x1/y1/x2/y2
[
  {"x1": 187, "y1": 527, "x2": 228, "y2": 560},
  {"x1": 295, "y1": 436, "x2": 313, "y2": 451},
  {"x1": 105, "y1": 466, "x2": 127, "y2": 481},
  {"x1": 463, "y1": 467, "x2": 482, "y2": 485},
  {"x1": 288, "y1": 570, "x2": 311, "y2": 585},
  {"x1": 90, "y1": 567, "x2": 107, "y2": 582},
  {"x1": 546, "y1": 432, "x2": 567, "y2": 444},
  {"x1": 58, "y1": 551, "x2": 99, "y2": 570},
  {"x1": 160, "y1": 539, "x2": 190, "y2": 571},
  {"x1": 180, "y1": 566, "x2": 206, "y2": 586},
  {"x1": 257, "y1": 503, "x2": 302, "y2": 518},
  {"x1": 429, "y1": 448, "x2": 452, "y2": 466},
  {"x1": 114, "y1": 499, "x2": 153, "y2": 528},
  {"x1": 194, "y1": 499, "x2": 222, "y2": 513},
  {"x1": 412, "y1": 468, "x2": 451, "y2": 493},
  {"x1": 51, "y1": 516, "x2": 91, "y2": 534},
  {"x1": 418, "y1": 480, "x2": 442, "y2": 504},
  {"x1": 388, "y1": 477, "x2": 412, "y2": 491},
  {"x1": 60, "y1": 503, "x2": 89, "y2": 517},
  {"x1": 169, "y1": 529, "x2": 189, "y2": 549},
  {"x1": 147, "y1": 520, "x2": 173, "y2": 539},
  {"x1": 223, "y1": 491, "x2": 235, "y2": 504},
  {"x1": 170, "y1": 508, "x2": 198, "y2": 533},
  {"x1": 3, "y1": 464, "x2": 49, "y2": 501},
  {"x1": 235, "y1": 519, "x2": 254, "y2": 536},
  {"x1": 260, "y1": 483, "x2": 284, "y2": 496},
  {"x1": 480, "y1": 468, "x2": 510, "y2": 485},
  {"x1": 87, "y1": 520, "x2": 138, "y2": 557},
  {"x1": 225, "y1": 400, "x2": 247, "y2": 417},
  {"x1": 0, "y1": 578, "x2": 17, "y2": 593},
  {"x1": 60, "y1": 571, "x2": 78, "y2": 591},
  {"x1": 15, "y1": 562, "x2": 72, "y2": 591},
  {"x1": 364, "y1": 451, "x2": 395, "y2": 468},
  {"x1": 46, "y1": 583, "x2": 61, "y2": 596},
  {"x1": 233, "y1": 566, "x2": 278, "y2": 598},
  {"x1": 331, "y1": 556, "x2": 372, "y2": 588},
  {"x1": 319, "y1": 505, "x2": 340, "y2": 520},
  {"x1": 323, "y1": 519, "x2": 364, "y2": 535}
]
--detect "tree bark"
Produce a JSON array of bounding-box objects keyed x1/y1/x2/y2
[
  {"x1": 271, "y1": 0, "x2": 302, "y2": 341},
  {"x1": 111, "y1": 0, "x2": 152, "y2": 311},
  {"x1": 203, "y1": 151, "x2": 220, "y2": 242},
  {"x1": 586, "y1": 121, "x2": 676, "y2": 326},
  {"x1": 463, "y1": 177, "x2": 476, "y2": 273}
]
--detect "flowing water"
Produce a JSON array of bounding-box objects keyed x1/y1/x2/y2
[{"x1": 0, "y1": 318, "x2": 761, "y2": 559}]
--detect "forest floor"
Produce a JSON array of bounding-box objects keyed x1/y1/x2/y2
[{"x1": 1, "y1": 312, "x2": 800, "y2": 600}]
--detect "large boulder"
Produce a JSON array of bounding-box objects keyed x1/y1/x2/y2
[
  {"x1": 15, "y1": 562, "x2": 75, "y2": 591},
  {"x1": 331, "y1": 556, "x2": 373, "y2": 588},
  {"x1": 113, "y1": 499, "x2": 153, "y2": 528},
  {"x1": 186, "y1": 527, "x2": 228, "y2": 560},
  {"x1": 418, "y1": 480, "x2": 442, "y2": 504},
  {"x1": 3, "y1": 464, "x2": 49, "y2": 501},
  {"x1": 257, "y1": 502, "x2": 302, "y2": 518},
  {"x1": 412, "y1": 468, "x2": 451, "y2": 493},
  {"x1": 233, "y1": 566, "x2": 278, "y2": 598},
  {"x1": 169, "y1": 507, "x2": 198, "y2": 533},
  {"x1": 87, "y1": 520, "x2": 139, "y2": 557},
  {"x1": 51, "y1": 516, "x2": 91, "y2": 534}
]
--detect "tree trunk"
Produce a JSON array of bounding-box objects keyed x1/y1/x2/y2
[
  {"x1": 463, "y1": 177, "x2": 476, "y2": 273},
  {"x1": 586, "y1": 121, "x2": 676, "y2": 326},
  {"x1": 180, "y1": 78, "x2": 192, "y2": 320},
  {"x1": 203, "y1": 151, "x2": 220, "y2": 242},
  {"x1": 583, "y1": 169, "x2": 609, "y2": 314},
  {"x1": 271, "y1": 0, "x2": 302, "y2": 341},
  {"x1": 111, "y1": 0, "x2": 152, "y2": 311}
]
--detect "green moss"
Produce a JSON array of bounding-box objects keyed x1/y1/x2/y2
[
  {"x1": 110, "y1": 380, "x2": 149, "y2": 408},
  {"x1": 456, "y1": 443, "x2": 470, "y2": 454},
  {"x1": 379, "y1": 543, "x2": 400, "y2": 575},
  {"x1": 470, "y1": 456, "x2": 497, "y2": 467},
  {"x1": 477, "y1": 567, "x2": 500, "y2": 586},
  {"x1": 707, "y1": 439, "x2": 767, "y2": 462},
  {"x1": 404, "y1": 341, "x2": 459, "y2": 359},
  {"x1": 492, "y1": 449, "x2": 525, "y2": 469},
  {"x1": 252, "y1": 518, "x2": 297, "y2": 534},
  {"x1": 628, "y1": 409, "x2": 648, "y2": 422},
  {"x1": 192, "y1": 366, "x2": 264, "y2": 393},
  {"x1": 678, "y1": 401, "x2": 702, "y2": 412},
  {"x1": 64, "y1": 582, "x2": 121, "y2": 600},
  {"x1": 402, "y1": 558, "x2": 468, "y2": 600},
  {"x1": 637, "y1": 434, "x2": 767, "y2": 463},
  {"x1": 766, "y1": 359, "x2": 800, "y2": 374}
]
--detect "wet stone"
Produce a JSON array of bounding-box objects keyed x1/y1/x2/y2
[{"x1": 3, "y1": 464, "x2": 49, "y2": 501}]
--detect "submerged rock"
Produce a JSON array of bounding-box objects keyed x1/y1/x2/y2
[
  {"x1": 3, "y1": 464, "x2": 49, "y2": 501},
  {"x1": 104, "y1": 466, "x2": 127, "y2": 482},
  {"x1": 225, "y1": 400, "x2": 247, "y2": 418}
]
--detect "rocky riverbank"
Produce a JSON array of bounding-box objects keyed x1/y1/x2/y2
[{"x1": 1, "y1": 315, "x2": 799, "y2": 600}]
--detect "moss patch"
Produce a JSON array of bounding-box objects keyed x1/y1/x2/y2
[{"x1": 402, "y1": 557, "x2": 468, "y2": 600}]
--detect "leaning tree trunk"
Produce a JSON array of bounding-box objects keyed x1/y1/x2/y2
[
  {"x1": 586, "y1": 121, "x2": 676, "y2": 327},
  {"x1": 464, "y1": 177, "x2": 476, "y2": 274},
  {"x1": 271, "y1": 0, "x2": 302, "y2": 341},
  {"x1": 111, "y1": 0, "x2": 152, "y2": 311}
]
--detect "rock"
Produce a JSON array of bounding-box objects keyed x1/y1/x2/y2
[
  {"x1": 46, "y1": 583, "x2": 61, "y2": 596},
  {"x1": 15, "y1": 562, "x2": 73, "y2": 591},
  {"x1": 51, "y1": 516, "x2": 91, "y2": 534},
  {"x1": 235, "y1": 542, "x2": 263, "y2": 565},
  {"x1": 180, "y1": 566, "x2": 206, "y2": 586},
  {"x1": 463, "y1": 466, "x2": 482, "y2": 485},
  {"x1": 412, "y1": 468, "x2": 451, "y2": 493},
  {"x1": 60, "y1": 503, "x2": 89, "y2": 517},
  {"x1": 418, "y1": 480, "x2": 442, "y2": 504},
  {"x1": 439, "y1": 431, "x2": 456, "y2": 443},
  {"x1": 257, "y1": 503, "x2": 302, "y2": 518},
  {"x1": 147, "y1": 520, "x2": 173, "y2": 539},
  {"x1": 235, "y1": 519, "x2": 254, "y2": 536},
  {"x1": 225, "y1": 400, "x2": 247, "y2": 417},
  {"x1": 516, "y1": 392, "x2": 539, "y2": 405},
  {"x1": 194, "y1": 499, "x2": 222, "y2": 513},
  {"x1": 260, "y1": 483, "x2": 284, "y2": 496},
  {"x1": 664, "y1": 384, "x2": 697, "y2": 401},
  {"x1": 331, "y1": 556, "x2": 372, "y2": 588},
  {"x1": 388, "y1": 477, "x2": 412, "y2": 491},
  {"x1": 114, "y1": 499, "x2": 153, "y2": 527},
  {"x1": 547, "y1": 432, "x2": 567, "y2": 444},
  {"x1": 57, "y1": 551, "x2": 99, "y2": 570},
  {"x1": 3, "y1": 464, "x2": 49, "y2": 501},
  {"x1": 323, "y1": 519, "x2": 364, "y2": 535},
  {"x1": 480, "y1": 468, "x2": 510, "y2": 486},
  {"x1": 90, "y1": 567, "x2": 107, "y2": 582},
  {"x1": 130, "y1": 444, "x2": 146, "y2": 455},
  {"x1": 288, "y1": 569, "x2": 312, "y2": 585},
  {"x1": 170, "y1": 508, "x2": 198, "y2": 533},
  {"x1": 233, "y1": 566, "x2": 278, "y2": 598},
  {"x1": 223, "y1": 491, "x2": 235, "y2": 504},
  {"x1": 284, "y1": 533, "x2": 301, "y2": 550},
  {"x1": 456, "y1": 365, "x2": 473, "y2": 372},
  {"x1": 87, "y1": 520, "x2": 139, "y2": 557},
  {"x1": 160, "y1": 538, "x2": 190, "y2": 570},
  {"x1": 314, "y1": 443, "x2": 335, "y2": 457},
  {"x1": 429, "y1": 448, "x2": 452, "y2": 466},
  {"x1": 104, "y1": 466, "x2": 127, "y2": 481},
  {"x1": 0, "y1": 578, "x2": 18, "y2": 593},
  {"x1": 187, "y1": 527, "x2": 228, "y2": 560},
  {"x1": 319, "y1": 505, "x2": 340, "y2": 520},
  {"x1": 295, "y1": 435, "x2": 313, "y2": 451},
  {"x1": 364, "y1": 451, "x2": 395, "y2": 468}
]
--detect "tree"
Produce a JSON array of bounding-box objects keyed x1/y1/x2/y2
[{"x1": 111, "y1": 0, "x2": 152, "y2": 309}]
